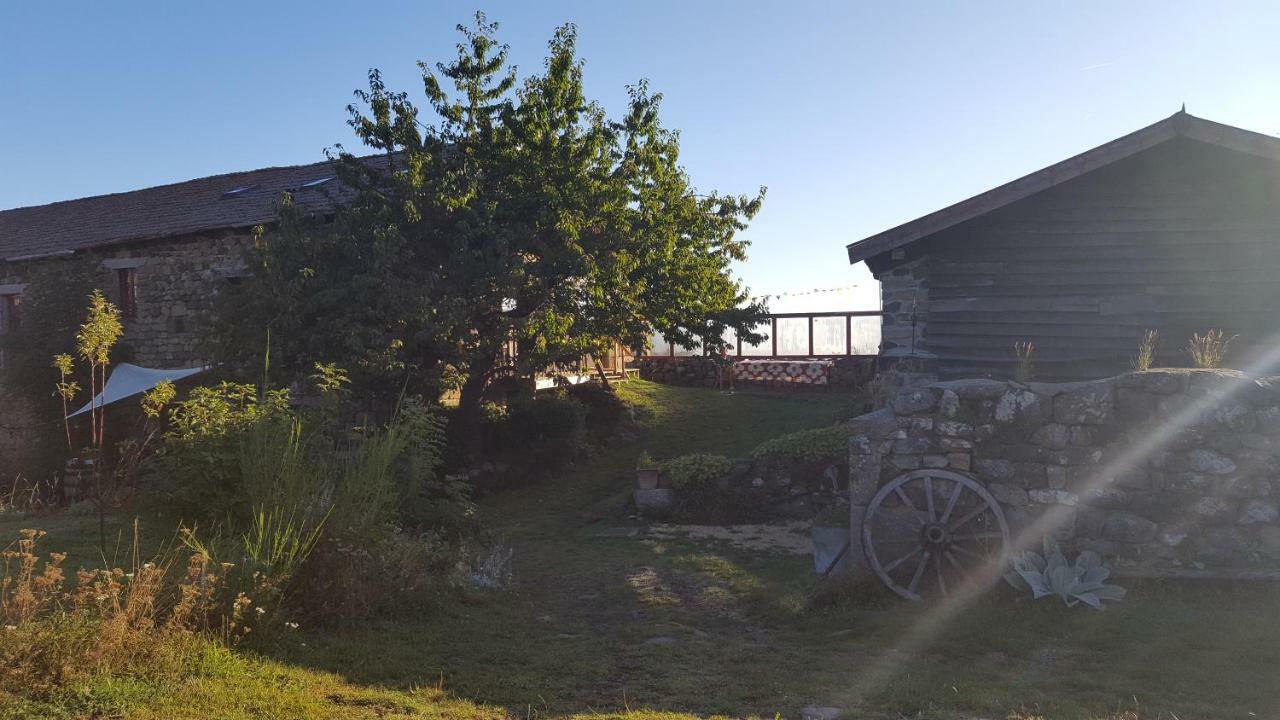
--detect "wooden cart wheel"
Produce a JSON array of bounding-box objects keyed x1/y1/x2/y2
[{"x1": 862, "y1": 469, "x2": 1011, "y2": 601}]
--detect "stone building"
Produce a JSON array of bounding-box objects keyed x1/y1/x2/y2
[
  {"x1": 847, "y1": 111, "x2": 1280, "y2": 380},
  {"x1": 0, "y1": 157, "x2": 361, "y2": 475}
]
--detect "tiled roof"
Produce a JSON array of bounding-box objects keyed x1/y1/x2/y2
[{"x1": 0, "y1": 155, "x2": 388, "y2": 262}]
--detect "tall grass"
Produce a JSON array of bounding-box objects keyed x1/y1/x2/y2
[
  {"x1": 1187, "y1": 329, "x2": 1235, "y2": 369},
  {"x1": 1132, "y1": 329, "x2": 1159, "y2": 371},
  {"x1": 1013, "y1": 340, "x2": 1035, "y2": 383}
]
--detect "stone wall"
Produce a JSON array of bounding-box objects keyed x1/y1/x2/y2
[
  {"x1": 876, "y1": 254, "x2": 929, "y2": 357},
  {"x1": 0, "y1": 230, "x2": 250, "y2": 477},
  {"x1": 847, "y1": 369, "x2": 1280, "y2": 575},
  {"x1": 637, "y1": 356, "x2": 877, "y2": 390}
]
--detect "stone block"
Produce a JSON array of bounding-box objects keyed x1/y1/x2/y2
[
  {"x1": 1217, "y1": 474, "x2": 1271, "y2": 499},
  {"x1": 995, "y1": 388, "x2": 1051, "y2": 426},
  {"x1": 1192, "y1": 496, "x2": 1236, "y2": 523},
  {"x1": 922, "y1": 454, "x2": 948, "y2": 468},
  {"x1": 988, "y1": 482, "x2": 1029, "y2": 507},
  {"x1": 1067, "y1": 425, "x2": 1096, "y2": 447},
  {"x1": 1045, "y1": 465, "x2": 1067, "y2": 489},
  {"x1": 946, "y1": 452, "x2": 971, "y2": 471},
  {"x1": 1118, "y1": 369, "x2": 1187, "y2": 394},
  {"x1": 1080, "y1": 486, "x2": 1130, "y2": 510},
  {"x1": 973, "y1": 458, "x2": 1012, "y2": 483},
  {"x1": 1187, "y1": 448, "x2": 1237, "y2": 475},
  {"x1": 932, "y1": 378, "x2": 1010, "y2": 400},
  {"x1": 1238, "y1": 499, "x2": 1279, "y2": 525},
  {"x1": 1029, "y1": 489, "x2": 1078, "y2": 506},
  {"x1": 935, "y1": 420, "x2": 975, "y2": 438},
  {"x1": 938, "y1": 389, "x2": 960, "y2": 418},
  {"x1": 635, "y1": 488, "x2": 673, "y2": 514},
  {"x1": 891, "y1": 388, "x2": 939, "y2": 415},
  {"x1": 1031, "y1": 423, "x2": 1070, "y2": 450},
  {"x1": 890, "y1": 454, "x2": 921, "y2": 470},
  {"x1": 1076, "y1": 507, "x2": 1106, "y2": 538},
  {"x1": 1102, "y1": 511, "x2": 1158, "y2": 543},
  {"x1": 1052, "y1": 380, "x2": 1114, "y2": 425}
]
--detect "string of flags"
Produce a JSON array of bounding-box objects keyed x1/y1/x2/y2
[{"x1": 750, "y1": 284, "x2": 863, "y2": 303}]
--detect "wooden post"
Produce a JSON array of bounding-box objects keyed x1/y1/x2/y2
[
  {"x1": 770, "y1": 317, "x2": 778, "y2": 357},
  {"x1": 736, "y1": 333, "x2": 742, "y2": 358},
  {"x1": 807, "y1": 315, "x2": 815, "y2": 357},
  {"x1": 846, "y1": 314, "x2": 852, "y2": 356}
]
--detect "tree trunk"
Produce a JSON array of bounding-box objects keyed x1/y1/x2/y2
[
  {"x1": 592, "y1": 356, "x2": 613, "y2": 389},
  {"x1": 454, "y1": 355, "x2": 496, "y2": 460}
]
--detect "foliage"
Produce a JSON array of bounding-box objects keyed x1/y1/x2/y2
[
  {"x1": 1013, "y1": 340, "x2": 1035, "y2": 383},
  {"x1": 0, "y1": 528, "x2": 231, "y2": 701},
  {"x1": 0, "y1": 257, "x2": 101, "y2": 479},
  {"x1": 1187, "y1": 329, "x2": 1235, "y2": 369},
  {"x1": 637, "y1": 450, "x2": 657, "y2": 469},
  {"x1": 1003, "y1": 538, "x2": 1127, "y2": 609},
  {"x1": 211, "y1": 13, "x2": 767, "y2": 442},
  {"x1": 1132, "y1": 328, "x2": 1159, "y2": 371},
  {"x1": 565, "y1": 382, "x2": 629, "y2": 441},
  {"x1": 661, "y1": 453, "x2": 732, "y2": 490},
  {"x1": 751, "y1": 424, "x2": 851, "y2": 465}
]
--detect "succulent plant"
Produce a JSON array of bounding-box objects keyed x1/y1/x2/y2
[{"x1": 1003, "y1": 537, "x2": 1127, "y2": 609}]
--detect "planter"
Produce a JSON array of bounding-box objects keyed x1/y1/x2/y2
[
  {"x1": 811, "y1": 526, "x2": 858, "y2": 576},
  {"x1": 636, "y1": 467, "x2": 661, "y2": 490}
]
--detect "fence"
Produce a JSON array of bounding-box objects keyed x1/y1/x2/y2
[{"x1": 645, "y1": 311, "x2": 882, "y2": 359}]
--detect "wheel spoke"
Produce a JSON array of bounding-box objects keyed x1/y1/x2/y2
[
  {"x1": 950, "y1": 543, "x2": 981, "y2": 559},
  {"x1": 923, "y1": 475, "x2": 936, "y2": 522},
  {"x1": 952, "y1": 531, "x2": 1003, "y2": 542},
  {"x1": 882, "y1": 545, "x2": 923, "y2": 573},
  {"x1": 907, "y1": 550, "x2": 932, "y2": 594},
  {"x1": 893, "y1": 485, "x2": 919, "y2": 513},
  {"x1": 950, "y1": 503, "x2": 991, "y2": 532},
  {"x1": 939, "y1": 481, "x2": 963, "y2": 524},
  {"x1": 945, "y1": 550, "x2": 966, "y2": 573},
  {"x1": 934, "y1": 553, "x2": 948, "y2": 595}
]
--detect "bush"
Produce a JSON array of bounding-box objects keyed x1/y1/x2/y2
[
  {"x1": 566, "y1": 382, "x2": 628, "y2": 440},
  {"x1": 503, "y1": 394, "x2": 586, "y2": 469},
  {"x1": 751, "y1": 424, "x2": 852, "y2": 465},
  {"x1": 662, "y1": 453, "x2": 733, "y2": 489}
]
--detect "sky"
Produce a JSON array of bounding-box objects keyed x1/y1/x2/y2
[{"x1": 3, "y1": 1, "x2": 1280, "y2": 312}]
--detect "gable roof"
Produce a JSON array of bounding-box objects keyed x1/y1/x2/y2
[
  {"x1": 0, "y1": 155, "x2": 390, "y2": 263},
  {"x1": 846, "y1": 111, "x2": 1280, "y2": 264}
]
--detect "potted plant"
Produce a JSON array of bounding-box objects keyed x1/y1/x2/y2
[{"x1": 636, "y1": 451, "x2": 661, "y2": 489}]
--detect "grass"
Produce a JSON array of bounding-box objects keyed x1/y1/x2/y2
[{"x1": 5, "y1": 380, "x2": 1280, "y2": 718}]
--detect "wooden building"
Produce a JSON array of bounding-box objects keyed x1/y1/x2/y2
[{"x1": 846, "y1": 110, "x2": 1280, "y2": 380}]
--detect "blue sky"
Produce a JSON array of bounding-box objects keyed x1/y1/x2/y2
[{"x1": 3, "y1": 1, "x2": 1279, "y2": 311}]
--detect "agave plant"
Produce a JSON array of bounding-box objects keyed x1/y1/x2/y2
[{"x1": 1003, "y1": 537, "x2": 1127, "y2": 609}]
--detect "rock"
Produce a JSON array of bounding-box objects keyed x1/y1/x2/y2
[
  {"x1": 939, "y1": 437, "x2": 974, "y2": 451},
  {"x1": 890, "y1": 454, "x2": 921, "y2": 470},
  {"x1": 634, "y1": 488, "x2": 673, "y2": 514},
  {"x1": 932, "y1": 378, "x2": 1010, "y2": 400},
  {"x1": 974, "y1": 458, "x2": 1013, "y2": 482},
  {"x1": 1158, "y1": 530, "x2": 1188, "y2": 547},
  {"x1": 847, "y1": 407, "x2": 900, "y2": 437},
  {"x1": 1102, "y1": 511, "x2": 1158, "y2": 543},
  {"x1": 1031, "y1": 423, "x2": 1070, "y2": 450},
  {"x1": 1188, "y1": 448, "x2": 1237, "y2": 475},
  {"x1": 1029, "y1": 489, "x2": 1078, "y2": 506},
  {"x1": 1076, "y1": 507, "x2": 1107, "y2": 538},
  {"x1": 891, "y1": 388, "x2": 939, "y2": 415},
  {"x1": 908, "y1": 417, "x2": 934, "y2": 433},
  {"x1": 1045, "y1": 465, "x2": 1067, "y2": 489},
  {"x1": 938, "y1": 389, "x2": 960, "y2": 418},
  {"x1": 893, "y1": 436, "x2": 936, "y2": 454},
  {"x1": 995, "y1": 389, "x2": 1050, "y2": 425},
  {"x1": 1217, "y1": 474, "x2": 1270, "y2": 498},
  {"x1": 1118, "y1": 369, "x2": 1187, "y2": 394},
  {"x1": 989, "y1": 482, "x2": 1029, "y2": 507},
  {"x1": 1212, "y1": 401, "x2": 1256, "y2": 432},
  {"x1": 1068, "y1": 425, "x2": 1096, "y2": 446},
  {"x1": 1192, "y1": 496, "x2": 1236, "y2": 523},
  {"x1": 936, "y1": 420, "x2": 975, "y2": 438},
  {"x1": 1052, "y1": 381, "x2": 1114, "y2": 425},
  {"x1": 750, "y1": 477, "x2": 765, "y2": 488},
  {"x1": 922, "y1": 454, "x2": 948, "y2": 468},
  {"x1": 1080, "y1": 486, "x2": 1130, "y2": 509},
  {"x1": 1238, "y1": 499, "x2": 1279, "y2": 525},
  {"x1": 1156, "y1": 471, "x2": 1214, "y2": 493},
  {"x1": 946, "y1": 452, "x2": 971, "y2": 471}
]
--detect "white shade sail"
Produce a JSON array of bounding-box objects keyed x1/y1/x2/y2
[{"x1": 68, "y1": 363, "x2": 206, "y2": 418}]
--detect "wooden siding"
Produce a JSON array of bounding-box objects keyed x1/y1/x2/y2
[{"x1": 910, "y1": 138, "x2": 1280, "y2": 380}]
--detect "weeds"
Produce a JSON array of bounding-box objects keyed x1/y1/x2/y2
[
  {"x1": 1132, "y1": 329, "x2": 1158, "y2": 371},
  {"x1": 1187, "y1": 329, "x2": 1235, "y2": 369},
  {"x1": 1013, "y1": 341, "x2": 1035, "y2": 382}
]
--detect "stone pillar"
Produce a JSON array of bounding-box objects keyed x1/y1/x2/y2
[{"x1": 844, "y1": 408, "x2": 895, "y2": 577}]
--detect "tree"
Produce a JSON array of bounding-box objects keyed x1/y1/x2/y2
[{"x1": 213, "y1": 13, "x2": 767, "y2": 446}]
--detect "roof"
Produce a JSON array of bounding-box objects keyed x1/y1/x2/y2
[
  {"x1": 846, "y1": 111, "x2": 1280, "y2": 264},
  {"x1": 0, "y1": 155, "x2": 390, "y2": 262}
]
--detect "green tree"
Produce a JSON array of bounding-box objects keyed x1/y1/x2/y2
[{"x1": 213, "y1": 13, "x2": 766, "y2": 446}]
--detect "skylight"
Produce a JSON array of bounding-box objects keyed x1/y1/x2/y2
[
  {"x1": 220, "y1": 184, "x2": 258, "y2": 198},
  {"x1": 299, "y1": 176, "x2": 334, "y2": 189}
]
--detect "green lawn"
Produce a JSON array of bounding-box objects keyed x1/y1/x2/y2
[{"x1": 4, "y1": 380, "x2": 1280, "y2": 719}]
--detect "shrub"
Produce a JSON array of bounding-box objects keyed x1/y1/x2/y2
[
  {"x1": 566, "y1": 382, "x2": 628, "y2": 440},
  {"x1": 662, "y1": 453, "x2": 732, "y2": 489},
  {"x1": 751, "y1": 424, "x2": 851, "y2": 465},
  {"x1": 503, "y1": 394, "x2": 586, "y2": 469},
  {"x1": 1187, "y1": 329, "x2": 1235, "y2": 369}
]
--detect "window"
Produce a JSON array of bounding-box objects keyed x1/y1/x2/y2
[
  {"x1": 117, "y1": 268, "x2": 138, "y2": 318},
  {"x1": 2, "y1": 294, "x2": 20, "y2": 333}
]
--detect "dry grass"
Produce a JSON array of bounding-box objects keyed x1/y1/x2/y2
[
  {"x1": 1013, "y1": 341, "x2": 1035, "y2": 382},
  {"x1": 1187, "y1": 329, "x2": 1235, "y2": 368},
  {"x1": 1131, "y1": 328, "x2": 1158, "y2": 371}
]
